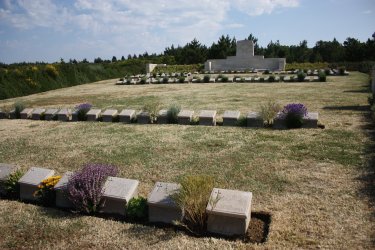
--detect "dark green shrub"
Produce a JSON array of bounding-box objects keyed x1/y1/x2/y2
[
  {"x1": 221, "y1": 75, "x2": 228, "y2": 82},
  {"x1": 167, "y1": 104, "x2": 181, "y2": 124},
  {"x1": 13, "y1": 101, "x2": 25, "y2": 119},
  {"x1": 152, "y1": 72, "x2": 157, "y2": 78},
  {"x1": 236, "y1": 116, "x2": 247, "y2": 127},
  {"x1": 324, "y1": 68, "x2": 331, "y2": 75},
  {"x1": 3, "y1": 170, "x2": 23, "y2": 199},
  {"x1": 126, "y1": 196, "x2": 148, "y2": 221},
  {"x1": 260, "y1": 77, "x2": 265, "y2": 82},
  {"x1": 75, "y1": 103, "x2": 92, "y2": 121},
  {"x1": 297, "y1": 71, "x2": 306, "y2": 82},
  {"x1": 264, "y1": 70, "x2": 270, "y2": 74},
  {"x1": 163, "y1": 77, "x2": 169, "y2": 83},
  {"x1": 203, "y1": 75, "x2": 210, "y2": 83},
  {"x1": 140, "y1": 77, "x2": 147, "y2": 84},
  {"x1": 339, "y1": 66, "x2": 346, "y2": 75},
  {"x1": 178, "y1": 76, "x2": 185, "y2": 83},
  {"x1": 318, "y1": 72, "x2": 326, "y2": 82},
  {"x1": 268, "y1": 75, "x2": 275, "y2": 82}
]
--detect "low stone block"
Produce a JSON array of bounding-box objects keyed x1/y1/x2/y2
[
  {"x1": 206, "y1": 188, "x2": 252, "y2": 236},
  {"x1": 44, "y1": 108, "x2": 59, "y2": 121},
  {"x1": 31, "y1": 108, "x2": 46, "y2": 120},
  {"x1": 177, "y1": 110, "x2": 194, "y2": 125},
  {"x1": 54, "y1": 171, "x2": 74, "y2": 208},
  {"x1": 157, "y1": 109, "x2": 168, "y2": 124},
  {"x1": 71, "y1": 110, "x2": 79, "y2": 122},
  {"x1": 58, "y1": 109, "x2": 72, "y2": 122},
  {"x1": 283, "y1": 76, "x2": 290, "y2": 81},
  {"x1": 253, "y1": 77, "x2": 260, "y2": 82},
  {"x1": 302, "y1": 112, "x2": 319, "y2": 128},
  {"x1": 147, "y1": 182, "x2": 182, "y2": 224},
  {"x1": 246, "y1": 112, "x2": 263, "y2": 127},
  {"x1": 18, "y1": 167, "x2": 55, "y2": 202},
  {"x1": 244, "y1": 77, "x2": 252, "y2": 82},
  {"x1": 137, "y1": 111, "x2": 151, "y2": 124},
  {"x1": 9, "y1": 110, "x2": 16, "y2": 119},
  {"x1": 20, "y1": 108, "x2": 33, "y2": 119},
  {"x1": 273, "y1": 113, "x2": 286, "y2": 129},
  {"x1": 199, "y1": 110, "x2": 217, "y2": 126},
  {"x1": 86, "y1": 109, "x2": 102, "y2": 121},
  {"x1": 119, "y1": 109, "x2": 136, "y2": 123},
  {"x1": 0, "y1": 163, "x2": 18, "y2": 196},
  {"x1": 101, "y1": 177, "x2": 139, "y2": 216},
  {"x1": 102, "y1": 109, "x2": 118, "y2": 122},
  {"x1": 223, "y1": 110, "x2": 241, "y2": 126},
  {"x1": 209, "y1": 78, "x2": 215, "y2": 83}
]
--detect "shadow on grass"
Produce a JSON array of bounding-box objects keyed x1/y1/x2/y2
[{"x1": 323, "y1": 105, "x2": 370, "y2": 112}]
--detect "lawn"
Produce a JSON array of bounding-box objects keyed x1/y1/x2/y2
[{"x1": 0, "y1": 72, "x2": 374, "y2": 249}]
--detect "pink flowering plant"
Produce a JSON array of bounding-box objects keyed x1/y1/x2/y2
[
  {"x1": 66, "y1": 164, "x2": 118, "y2": 214},
  {"x1": 281, "y1": 103, "x2": 308, "y2": 128}
]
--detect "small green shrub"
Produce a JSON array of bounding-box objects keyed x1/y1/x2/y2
[
  {"x1": 172, "y1": 175, "x2": 215, "y2": 233},
  {"x1": 264, "y1": 70, "x2": 270, "y2": 74},
  {"x1": 324, "y1": 68, "x2": 331, "y2": 75},
  {"x1": 143, "y1": 102, "x2": 162, "y2": 123},
  {"x1": 339, "y1": 66, "x2": 346, "y2": 75},
  {"x1": 3, "y1": 170, "x2": 23, "y2": 198},
  {"x1": 260, "y1": 100, "x2": 282, "y2": 127},
  {"x1": 163, "y1": 77, "x2": 169, "y2": 83},
  {"x1": 318, "y1": 72, "x2": 326, "y2": 82},
  {"x1": 203, "y1": 75, "x2": 210, "y2": 83},
  {"x1": 236, "y1": 116, "x2": 247, "y2": 127},
  {"x1": 268, "y1": 75, "x2": 275, "y2": 83},
  {"x1": 167, "y1": 104, "x2": 181, "y2": 124},
  {"x1": 140, "y1": 77, "x2": 147, "y2": 84},
  {"x1": 221, "y1": 75, "x2": 228, "y2": 82},
  {"x1": 297, "y1": 71, "x2": 306, "y2": 82},
  {"x1": 260, "y1": 77, "x2": 265, "y2": 82},
  {"x1": 178, "y1": 76, "x2": 185, "y2": 83},
  {"x1": 126, "y1": 196, "x2": 148, "y2": 221},
  {"x1": 14, "y1": 101, "x2": 25, "y2": 119}
]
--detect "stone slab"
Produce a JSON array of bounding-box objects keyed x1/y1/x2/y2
[
  {"x1": 18, "y1": 167, "x2": 55, "y2": 201},
  {"x1": 102, "y1": 109, "x2": 118, "y2": 122},
  {"x1": 272, "y1": 113, "x2": 286, "y2": 129},
  {"x1": 147, "y1": 182, "x2": 182, "y2": 224},
  {"x1": 137, "y1": 111, "x2": 151, "y2": 124},
  {"x1": 199, "y1": 110, "x2": 217, "y2": 126},
  {"x1": 0, "y1": 163, "x2": 19, "y2": 196},
  {"x1": 206, "y1": 188, "x2": 252, "y2": 236},
  {"x1": 57, "y1": 109, "x2": 72, "y2": 122},
  {"x1": 31, "y1": 108, "x2": 46, "y2": 120},
  {"x1": 246, "y1": 112, "x2": 263, "y2": 127},
  {"x1": 44, "y1": 108, "x2": 59, "y2": 121},
  {"x1": 223, "y1": 110, "x2": 241, "y2": 126},
  {"x1": 119, "y1": 109, "x2": 136, "y2": 123},
  {"x1": 302, "y1": 112, "x2": 319, "y2": 128},
  {"x1": 54, "y1": 171, "x2": 74, "y2": 208},
  {"x1": 177, "y1": 110, "x2": 194, "y2": 125},
  {"x1": 102, "y1": 177, "x2": 139, "y2": 216},
  {"x1": 9, "y1": 110, "x2": 16, "y2": 119},
  {"x1": 157, "y1": 109, "x2": 168, "y2": 124},
  {"x1": 86, "y1": 109, "x2": 102, "y2": 121},
  {"x1": 20, "y1": 108, "x2": 33, "y2": 119}
]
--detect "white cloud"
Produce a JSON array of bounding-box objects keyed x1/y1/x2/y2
[{"x1": 231, "y1": 0, "x2": 299, "y2": 16}]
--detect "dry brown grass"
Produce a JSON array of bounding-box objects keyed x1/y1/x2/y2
[{"x1": 0, "y1": 72, "x2": 374, "y2": 249}]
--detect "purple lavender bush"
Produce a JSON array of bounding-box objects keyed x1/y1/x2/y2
[
  {"x1": 75, "y1": 103, "x2": 92, "y2": 121},
  {"x1": 66, "y1": 164, "x2": 118, "y2": 214},
  {"x1": 281, "y1": 103, "x2": 308, "y2": 128}
]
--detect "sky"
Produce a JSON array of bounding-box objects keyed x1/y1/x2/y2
[{"x1": 0, "y1": 0, "x2": 374, "y2": 64}]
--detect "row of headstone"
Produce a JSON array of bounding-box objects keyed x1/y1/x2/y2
[
  {"x1": 0, "y1": 108, "x2": 319, "y2": 128},
  {"x1": 0, "y1": 163, "x2": 252, "y2": 236}
]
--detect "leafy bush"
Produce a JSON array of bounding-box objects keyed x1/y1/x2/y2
[
  {"x1": 203, "y1": 75, "x2": 210, "y2": 83},
  {"x1": 13, "y1": 101, "x2": 25, "y2": 119},
  {"x1": 140, "y1": 77, "x2": 147, "y2": 84},
  {"x1": 221, "y1": 75, "x2": 228, "y2": 82},
  {"x1": 45, "y1": 64, "x2": 59, "y2": 79},
  {"x1": 172, "y1": 175, "x2": 214, "y2": 233},
  {"x1": 318, "y1": 72, "x2": 327, "y2": 82},
  {"x1": 126, "y1": 196, "x2": 148, "y2": 221},
  {"x1": 34, "y1": 175, "x2": 61, "y2": 206},
  {"x1": 260, "y1": 100, "x2": 282, "y2": 127},
  {"x1": 178, "y1": 76, "x2": 185, "y2": 83},
  {"x1": 236, "y1": 116, "x2": 247, "y2": 127},
  {"x1": 143, "y1": 102, "x2": 162, "y2": 123},
  {"x1": 339, "y1": 66, "x2": 346, "y2": 75},
  {"x1": 297, "y1": 71, "x2": 306, "y2": 82},
  {"x1": 163, "y1": 77, "x2": 169, "y2": 83},
  {"x1": 167, "y1": 104, "x2": 181, "y2": 124},
  {"x1": 268, "y1": 75, "x2": 275, "y2": 83},
  {"x1": 281, "y1": 103, "x2": 308, "y2": 129},
  {"x1": 264, "y1": 70, "x2": 270, "y2": 74},
  {"x1": 260, "y1": 77, "x2": 265, "y2": 82},
  {"x1": 75, "y1": 103, "x2": 92, "y2": 121},
  {"x1": 324, "y1": 68, "x2": 331, "y2": 75},
  {"x1": 66, "y1": 164, "x2": 118, "y2": 214},
  {"x1": 3, "y1": 170, "x2": 23, "y2": 198}
]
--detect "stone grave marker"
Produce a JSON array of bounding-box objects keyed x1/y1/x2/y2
[
  {"x1": 273, "y1": 113, "x2": 286, "y2": 129},
  {"x1": 44, "y1": 108, "x2": 59, "y2": 121},
  {"x1": 86, "y1": 109, "x2": 102, "y2": 121},
  {"x1": 0, "y1": 163, "x2": 18, "y2": 196},
  {"x1": 177, "y1": 110, "x2": 194, "y2": 125},
  {"x1": 147, "y1": 182, "x2": 182, "y2": 224},
  {"x1": 244, "y1": 77, "x2": 252, "y2": 82},
  {"x1": 137, "y1": 111, "x2": 151, "y2": 124},
  {"x1": 199, "y1": 110, "x2": 217, "y2": 126},
  {"x1": 223, "y1": 111, "x2": 241, "y2": 126},
  {"x1": 31, "y1": 108, "x2": 46, "y2": 120},
  {"x1": 253, "y1": 77, "x2": 260, "y2": 82},
  {"x1": 209, "y1": 78, "x2": 215, "y2": 83},
  {"x1": 157, "y1": 109, "x2": 168, "y2": 124},
  {"x1": 57, "y1": 109, "x2": 72, "y2": 122},
  {"x1": 20, "y1": 108, "x2": 33, "y2": 119},
  {"x1": 283, "y1": 76, "x2": 290, "y2": 82},
  {"x1": 302, "y1": 112, "x2": 319, "y2": 128},
  {"x1": 9, "y1": 110, "x2": 16, "y2": 119},
  {"x1": 247, "y1": 112, "x2": 263, "y2": 127},
  {"x1": 119, "y1": 109, "x2": 136, "y2": 123},
  {"x1": 102, "y1": 109, "x2": 118, "y2": 122},
  {"x1": 18, "y1": 167, "x2": 55, "y2": 202},
  {"x1": 101, "y1": 177, "x2": 139, "y2": 216},
  {"x1": 206, "y1": 188, "x2": 252, "y2": 236},
  {"x1": 54, "y1": 171, "x2": 74, "y2": 208}
]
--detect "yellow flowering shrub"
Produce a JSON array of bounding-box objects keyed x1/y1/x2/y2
[
  {"x1": 34, "y1": 175, "x2": 61, "y2": 206},
  {"x1": 45, "y1": 64, "x2": 59, "y2": 78}
]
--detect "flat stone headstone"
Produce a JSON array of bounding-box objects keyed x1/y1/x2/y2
[
  {"x1": 54, "y1": 171, "x2": 74, "y2": 208},
  {"x1": 31, "y1": 108, "x2": 46, "y2": 120},
  {"x1": 177, "y1": 110, "x2": 194, "y2": 125},
  {"x1": 244, "y1": 77, "x2": 252, "y2": 82},
  {"x1": 9, "y1": 110, "x2": 16, "y2": 119},
  {"x1": 137, "y1": 111, "x2": 151, "y2": 124},
  {"x1": 283, "y1": 76, "x2": 290, "y2": 81},
  {"x1": 253, "y1": 77, "x2": 260, "y2": 82},
  {"x1": 0, "y1": 110, "x2": 6, "y2": 119},
  {"x1": 199, "y1": 110, "x2": 217, "y2": 126},
  {"x1": 20, "y1": 108, "x2": 33, "y2": 119},
  {"x1": 147, "y1": 182, "x2": 182, "y2": 224},
  {"x1": 223, "y1": 110, "x2": 241, "y2": 126},
  {"x1": 209, "y1": 78, "x2": 215, "y2": 83},
  {"x1": 157, "y1": 109, "x2": 168, "y2": 124},
  {"x1": 102, "y1": 109, "x2": 118, "y2": 122},
  {"x1": 44, "y1": 108, "x2": 59, "y2": 121},
  {"x1": 57, "y1": 109, "x2": 72, "y2": 122},
  {"x1": 101, "y1": 177, "x2": 139, "y2": 216},
  {"x1": 119, "y1": 109, "x2": 136, "y2": 123},
  {"x1": 206, "y1": 188, "x2": 252, "y2": 236},
  {"x1": 86, "y1": 109, "x2": 102, "y2": 121},
  {"x1": 0, "y1": 163, "x2": 19, "y2": 196},
  {"x1": 18, "y1": 167, "x2": 55, "y2": 202},
  {"x1": 302, "y1": 112, "x2": 319, "y2": 128},
  {"x1": 246, "y1": 112, "x2": 263, "y2": 127},
  {"x1": 273, "y1": 113, "x2": 286, "y2": 129}
]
